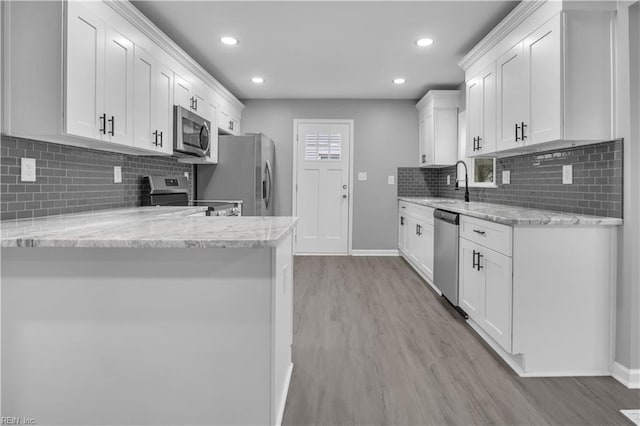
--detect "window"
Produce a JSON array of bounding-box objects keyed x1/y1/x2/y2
[
  {"x1": 305, "y1": 132, "x2": 341, "y2": 161},
  {"x1": 457, "y1": 110, "x2": 497, "y2": 187}
]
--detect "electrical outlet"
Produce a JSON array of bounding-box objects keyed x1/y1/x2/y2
[
  {"x1": 114, "y1": 166, "x2": 122, "y2": 183},
  {"x1": 20, "y1": 158, "x2": 36, "y2": 182},
  {"x1": 388, "y1": 175, "x2": 395, "y2": 185},
  {"x1": 562, "y1": 165, "x2": 573, "y2": 184},
  {"x1": 502, "y1": 170, "x2": 511, "y2": 185},
  {"x1": 184, "y1": 172, "x2": 190, "y2": 180},
  {"x1": 447, "y1": 175, "x2": 451, "y2": 185},
  {"x1": 358, "y1": 172, "x2": 367, "y2": 181}
]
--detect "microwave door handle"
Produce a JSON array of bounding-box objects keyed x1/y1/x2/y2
[{"x1": 200, "y1": 122, "x2": 210, "y2": 155}]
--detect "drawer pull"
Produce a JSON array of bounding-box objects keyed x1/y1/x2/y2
[{"x1": 473, "y1": 229, "x2": 486, "y2": 235}]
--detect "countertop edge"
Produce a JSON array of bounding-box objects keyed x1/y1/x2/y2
[{"x1": 398, "y1": 197, "x2": 623, "y2": 226}]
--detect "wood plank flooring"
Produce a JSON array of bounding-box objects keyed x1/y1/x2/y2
[{"x1": 283, "y1": 256, "x2": 639, "y2": 426}]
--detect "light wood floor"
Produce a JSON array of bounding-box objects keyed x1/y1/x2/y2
[{"x1": 283, "y1": 256, "x2": 639, "y2": 426}]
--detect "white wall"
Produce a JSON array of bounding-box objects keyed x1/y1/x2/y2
[
  {"x1": 614, "y1": 0, "x2": 640, "y2": 374},
  {"x1": 240, "y1": 99, "x2": 418, "y2": 250}
]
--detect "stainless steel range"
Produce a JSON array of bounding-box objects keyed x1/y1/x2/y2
[{"x1": 143, "y1": 175, "x2": 241, "y2": 216}]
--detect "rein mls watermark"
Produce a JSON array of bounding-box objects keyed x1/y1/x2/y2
[{"x1": 1, "y1": 418, "x2": 36, "y2": 425}]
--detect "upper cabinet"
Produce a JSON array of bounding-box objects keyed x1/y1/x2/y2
[
  {"x1": 415, "y1": 90, "x2": 459, "y2": 167},
  {"x1": 2, "y1": 0, "x2": 243, "y2": 156},
  {"x1": 460, "y1": 1, "x2": 616, "y2": 157}
]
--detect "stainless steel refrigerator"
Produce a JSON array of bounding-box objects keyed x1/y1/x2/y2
[{"x1": 196, "y1": 133, "x2": 275, "y2": 216}]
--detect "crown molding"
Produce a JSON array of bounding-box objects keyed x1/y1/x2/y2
[
  {"x1": 458, "y1": 0, "x2": 548, "y2": 71},
  {"x1": 104, "y1": 0, "x2": 244, "y2": 111}
]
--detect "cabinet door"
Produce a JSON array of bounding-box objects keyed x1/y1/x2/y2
[
  {"x1": 416, "y1": 219, "x2": 434, "y2": 281},
  {"x1": 174, "y1": 74, "x2": 191, "y2": 110},
  {"x1": 481, "y1": 248, "x2": 513, "y2": 352},
  {"x1": 418, "y1": 115, "x2": 428, "y2": 166},
  {"x1": 406, "y1": 218, "x2": 420, "y2": 265},
  {"x1": 133, "y1": 47, "x2": 154, "y2": 150},
  {"x1": 65, "y1": 2, "x2": 105, "y2": 140},
  {"x1": 192, "y1": 92, "x2": 206, "y2": 114},
  {"x1": 497, "y1": 41, "x2": 527, "y2": 151},
  {"x1": 466, "y1": 77, "x2": 483, "y2": 156},
  {"x1": 398, "y1": 214, "x2": 407, "y2": 253},
  {"x1": 459, "y1": 238, "x2": 483, "y2": 321},
  {"x1": 104, "y1": 27, "x2": 134, "y2": 145},
  {"x1": 432, "y1": 108, "x2": 458, "y2": 165},
  {"x1": 154, "y1": 63, "x2": 174, "y2": 155},
  {"x1": 205, "y1": 101, "x2": 218, "y2": 163},
  {"x1": 425, "y1": 114, "x2": 434, "y2": 166},
  {"x1": 525, "y1": 14, "x2": 562, "y2": 145}
]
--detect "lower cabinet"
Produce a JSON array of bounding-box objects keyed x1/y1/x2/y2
[
  {"x1": 459, "y1": 237, "x2": 512, "y2": 352},
  {"x1": 398, "y1": 202, "x2": 435, "y2": 286}
]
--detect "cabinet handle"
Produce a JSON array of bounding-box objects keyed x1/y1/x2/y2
[
  {"x1": 477, "y1": 136, "x2": 482, "y2": 150},
  {"x1": 400, "y1": 216, "x2": 404, "y2": 226},
  {"x1": 477, "y1": 253, "x2": 484, "y2": 271},
  {"x1": 473, "y1": 229, "x2": 486, "y2": 236},
  {"x1": 472, "y1": 250, "x2": 484, "y2": 271},
  {"x1": 153, "y1": 130, "x2": 158, "y2": 146},
  {"x1": 194, "y1": 98, "x2": 198, "y2": 111},
  {"x1": 521, "y1": 122, "x2": 527, "y2": 141},
  {"x1": 472, "y1": 250, "x2": 479, "y2": 269},
  {"x1": 421, "y1": 154, "x2": 426, "y2": 164},
  {"x1": 515, "y1": 123, "x2": 520, "y2": 141},
  {"x1": 108, "y1": 116, "x2": 115, "y2": 136},
  {"x1": 229, "y1": 120, "x2": 234, "y2": 131},
  {"x1": 99, "y1": 113, "x2": 106, "y2": 134},
  {"x1": 159, "y1": 131, "x2": 163, "y2": 147}
]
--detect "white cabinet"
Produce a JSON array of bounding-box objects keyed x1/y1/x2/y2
[
  {"x1": 217, "y1": 97, "x2": 241, "y2": 136},
  {"x1": 466, "y1": 63, "x2": 496, "y2": 155},
  {"x1": 398, "y1": 201, "x2": 435, "y2": 287},
  {"x1": 459, "y1": 236, "x2": 512, "y2": 352},
  {"x1": 462, "y1": 3, "x2": 615, "y2": 157},
  {"x1": 415, "y1": 90, "x2": 459, "y2": 167},
  {"x1": 457, "y1": 214, "x2": 617, "y2": 377},
  {"x1": 174, "y1": 74, "x2": 207, "y2": 115},
  {"x1": 66, "y1": 2, "x2": 134, "y2": 147},
  {"x1": 133, "y1": 47, "x2": 173, "y2": 155}
]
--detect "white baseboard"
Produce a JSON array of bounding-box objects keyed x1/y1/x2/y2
[
  {"x1": 612, "y1": 361, "x2": 640, "y2": 389},
  {"x1": 276, "y1": 363, "x2": 294, "y2": 426},
  {"x1": 351, "y1": 249, "x2": 399, "y2": 256}
]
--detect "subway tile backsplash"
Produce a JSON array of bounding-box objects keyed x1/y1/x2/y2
[
  {"x1": 398, "y1": 140, "x2": 623, "y2": 218},
  {"x1": 1, "y1": 135, "x2": 193, "y2": 221}
]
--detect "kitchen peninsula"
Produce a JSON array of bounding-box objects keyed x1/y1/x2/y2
[{"x1": 1, "y1": 207, "x2": 297, "y2": 426}]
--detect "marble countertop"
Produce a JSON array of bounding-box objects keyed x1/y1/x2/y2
[
  {"x1": 1, "y1": 207, "x2": 298, "y2": 248},
  {"x1": 398, "y1": 197, "x2": 623, "y2": 226}
]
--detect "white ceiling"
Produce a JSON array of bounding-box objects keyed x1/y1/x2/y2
[{"x1": 131, "y1": 1, "x2": 519, "y2": 100}]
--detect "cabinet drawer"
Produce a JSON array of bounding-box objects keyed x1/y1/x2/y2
[
  {"x1": 399, "y1": 201, "x2": 434, "y2": 224},
  {"x1": 460, "y1": 215, "x2": 512, "y2": 256}
]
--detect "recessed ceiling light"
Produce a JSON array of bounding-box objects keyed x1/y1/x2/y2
[
  {"x1": 392, "y1": 78, "x2": 406, "y2": 85},
  {"x1": 251, "y1": 77, "x2": 265, "y2": 84},
  {"x1": 416, "y1": 38, "x2": 434, "y2": 47},
  {"x1": 220, "y1": 36, "x2": 239, "y2": 46}
]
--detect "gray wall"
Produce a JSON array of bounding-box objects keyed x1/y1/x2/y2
[{"x1": 240, "y1": 99, "x2": 418, "y2": 250}]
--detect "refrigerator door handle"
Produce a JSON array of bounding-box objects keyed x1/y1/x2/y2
[{"x1": 265, "y1": 160, "x2": 273, "y2": 210}]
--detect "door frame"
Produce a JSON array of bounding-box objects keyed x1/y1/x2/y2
[{"x1": 292, "y1": 119, "x2": 354, "y2": 256}]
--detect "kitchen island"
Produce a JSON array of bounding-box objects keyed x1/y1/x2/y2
[{"x1": 1, "y1": 207, "x2": 297, "y2": 426}]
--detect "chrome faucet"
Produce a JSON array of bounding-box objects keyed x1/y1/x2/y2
[{"x1": 455, "y1": 160, "x2": 470, "y2": 202}]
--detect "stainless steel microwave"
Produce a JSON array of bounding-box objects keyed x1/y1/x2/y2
[{"x1": 173, "y1": 106, "x2": 211, "y2": 157}]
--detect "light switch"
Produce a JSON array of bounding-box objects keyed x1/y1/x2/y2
[
  {"x1": 447, "y1": 175, "x2": 451, "y2": 185},
  {"x1": 358, "y1": 172, "x2": 367, "y2": 181},
  {"x1": 20, "y1": 158, "x2": 36, "y2": 182},
  {"x1": 562, "y1": 165, "x2": 573, "y2": 184},
  {"x1": 114, "y1": 166, "x2": 122, "y2": 183},
  {"x1": 388, "y1": 175, "x2": 395, "y2": 185},
  {"x1": 502, "y1": 170, "x2": 511, "y2": 185}
]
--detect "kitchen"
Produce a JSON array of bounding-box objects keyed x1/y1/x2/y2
[{"x1": 1, "y1": 0, "x2": 639, "y2": 425}]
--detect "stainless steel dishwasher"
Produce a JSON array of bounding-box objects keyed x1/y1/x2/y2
[{"x1": 433, "y1": 209, "x2": 467, "y2": 318}]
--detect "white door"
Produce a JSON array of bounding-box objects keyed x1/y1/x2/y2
[
  {"x1": 482, "y1": 248, "x2": 513, "y2": 352},
  {"x1": 459, "y1": 238, "x2": 483, "y2": 321},
  {"x1": 497, "y1": 41, "x2": 527, "y2": 151},
  {"x1": 154, "y1": 63, "x2": 174, "y2": 155},
  {"x1": 133, "y1": 47, "x2": 154, "y2": 150},
  {"x1": 295, "y1": 122, "x2": 351, "y2": 254},
  {"x1": 417, "y1": 219, "x2": 434, "y2": 281},
  {"x1": 174, "y1": 74, "x2": 192, "y2": 110}
]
